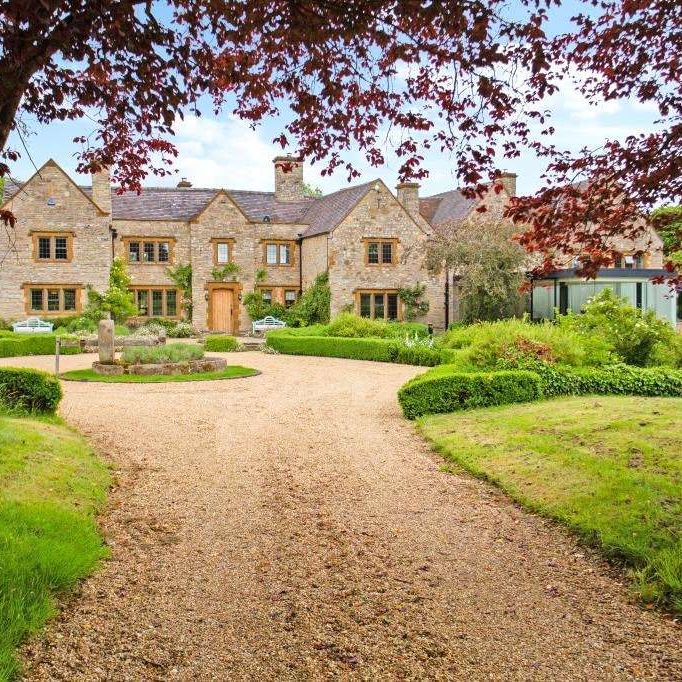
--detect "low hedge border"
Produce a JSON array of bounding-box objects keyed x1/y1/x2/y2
[
  {"x1": 0, "y1": 334, "x2": 80, "y2": 358},
  {"x1": 399, "y1": 361, "x2": 682, "y2": 419},
  {"x1": 0, "y1": 367, "x2": 62, "y2": 413},
  {"x1": 266, "y1": 333, "x2": 447, "y2": 366},
  {"x1": 204, "y1": 335, "x2": 240, "y2": 352}
]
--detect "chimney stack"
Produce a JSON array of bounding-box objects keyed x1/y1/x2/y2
[
  {"x1": 91, "y1": 167, "x2": 112, "y2": 214},
  {"x1": 274, "y1": 156, "x2": 304, "y2": 202},
  {"x1": 498, "y1": 170, "x2": 518, "y2": 197},
  {"x1": 396, "y1": 182, "x2": 420, "y2": 220},
  {"x1": 177, "y1": 177, "x2": 192, "y2": 188}
]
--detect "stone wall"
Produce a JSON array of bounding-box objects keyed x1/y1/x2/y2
[
  {"x1": 301, "y1": 233, "x2": 328, "y2": 288},
  {"x1": 0, "y1": 161, "x2": 111, "y2": 321}
]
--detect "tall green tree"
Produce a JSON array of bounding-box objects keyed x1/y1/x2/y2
[{"x1": 85, "y1": 257, "x2": 137, "y2": 323}]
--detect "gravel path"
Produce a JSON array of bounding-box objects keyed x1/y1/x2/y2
[{"x1": 4, "y1": 352, "x2": 680, "y2": 681}]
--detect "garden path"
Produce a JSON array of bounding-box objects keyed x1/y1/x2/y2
[{"x1": 3, "y1": 351, "x2": 680, "y2": 680}]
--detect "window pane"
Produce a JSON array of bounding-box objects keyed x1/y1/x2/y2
[
  {"x1": 166, "y1": 289, "x2": 177, "y2": 317},
  {"x1": 284, "y1": 290, "x2": 296, "y2": 308},
  {"x1": 381, "y1": 242, "x2": 393, "y2": 263},
  {"x1": 367, "y1": 243, "x2": 379, "y2": 264},
  {"x1": 63, "y1": 289, "x2": 76, "y2": 311},
  {"x1": 47, "y1": 289, "x2": 60, "y2": 312},
  {"x1": 137, "y1": 290, "x2": 148, "y2": 316},
  {"x1": 217, "y1": 242, "x2": 230, "y2": 264},
  {"x1": 373, "y1": 293, "x2": 385, "y2": 320},
  {"x1": 143, "y1": 242, "x2": 155, "y2": 262},
  {"x1": 279, "y1": 243, "x2": 290, "y2": 264},
  {"x1": 158, "y1": 242, "x2": 170, "y2": 262},
  {"x1": 261, "y1": 289, "x2": 272, "y2": 303},
  {"x1": 152, "y1": 290, "x2": 163, "y2": 316},
  {"x1": 38, "y1": 237, "x2": 51, "y2": 259},
  {"x1": 387, "y1": 293, "x2": 398, "y2": 320},
  {"x1": 30, "y1": 289, "x2": 43, "y2": 311},
  {"x1": 129, "y1": 242, "x2": 140, "y2": 262},
  {"x1": 266, "y1": 244, "x2": 278, "y2": 264},
  {"x1": 54, "y1": 237, "x2": 68, "y2": 260},
  {"x1": 359, "y1": 293, "x2": 371, "y2": 318}
]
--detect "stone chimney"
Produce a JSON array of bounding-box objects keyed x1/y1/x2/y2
[
  {"x1": 177, "y1": 177, "x2": 192, "y2": 188},
  {"x1": 274, "y1": 156, "x2": 304, "y2": 202},
  {"x1": 91, "y1": 167, "x2": 112, "y2": 214},
  {"x1": 498, "y1": 170, "x2": 518, "y2": 197},
  {"x1": 396, "y1": 182, "x2": 420, "y2": 219}
]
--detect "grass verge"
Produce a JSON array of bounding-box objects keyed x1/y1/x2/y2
[
  {"x1": 419, "y1": 395, "x2": 682, "y2": 612},
  {"x1": 0, "y1": 413, "x2": 110, "y2": 680},
  {"x1": 60, "y1": 366, "x2": 259, "y2": 383}
]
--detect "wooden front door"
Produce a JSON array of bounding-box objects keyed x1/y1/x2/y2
[{"x1": 210, "y1": 288, "x2": 233, "y2": 333}]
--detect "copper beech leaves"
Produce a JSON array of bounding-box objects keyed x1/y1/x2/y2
[{"x1": 0, "y1": 0, "x2": 679, "y2": 281}]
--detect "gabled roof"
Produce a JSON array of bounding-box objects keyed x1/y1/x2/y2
[
  {"x1": 419, "y1": 189, "x2": 478, "y2": 226},
  {"x1": 301, "y1": 181, "x2": 376, "y2": 237}
]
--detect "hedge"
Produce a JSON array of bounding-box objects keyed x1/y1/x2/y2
[
  {"x1": 0, "y1": 367, "x2": 62, "y2": 412},
  {"x1": 267, "y1": 334, "x2": 398, "y2": 362},
  {"x1": 398, "y1": 370, "x2": 542, "y2": 419},
  {"x1": 0, "y1": 334, "x2": 80, "y2": 358},
  {"x1": 204, "y1": 335, "x2": 240, "y2": 352}
]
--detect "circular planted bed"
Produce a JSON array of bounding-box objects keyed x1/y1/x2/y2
[{"x1": 63, "y1": 342, "x2": 259, "y2": 383}]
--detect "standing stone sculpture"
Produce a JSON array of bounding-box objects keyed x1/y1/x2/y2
[{"x1": 98, "y1": 318, "x2": 115, "y2": 364}]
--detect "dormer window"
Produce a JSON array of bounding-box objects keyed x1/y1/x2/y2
[{"x1": 364, "y1": 238, "x2": 397, "y2": 265}]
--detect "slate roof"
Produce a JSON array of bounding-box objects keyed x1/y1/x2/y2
[{"x1": 3, "y1": 172, "x2": 481, "y2": 233}]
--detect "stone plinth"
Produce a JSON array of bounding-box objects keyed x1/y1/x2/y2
[{"x1": 98, "y1": 319, "x2": 115, "y2": 364}]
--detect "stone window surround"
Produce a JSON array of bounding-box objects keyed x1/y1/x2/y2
[
  {"x1": 22, "y1": 283, "x2": 82, "y2": 315},
  {"x1": 130, "y1": 286, "x2": 182, "y2": 319},
  {"x1": 354, "y1": 288, "x2": 402, "y2": 321},
  {"x1": 261, "y1": 239, "x2": 296, "y2": 267},
  {"x1": 257, "y1": 285, "x2": 299, "y2": 307},
  {"x1": 30, "y1": 230, "x2": 74, "y2": 263},
  {"x1": 362, "y1": 237, "x2": 399, "y2": 266},
  {"x1": 123, "y1": 236, "x2": 176, "y2": 265},
  {"x1": 210, "y1": 237, "x2": 235, "y2": 266}
]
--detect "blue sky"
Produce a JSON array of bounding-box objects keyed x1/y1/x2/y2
[{"x1": 7, "y1": 2, "x2": 661, "y2": 198}]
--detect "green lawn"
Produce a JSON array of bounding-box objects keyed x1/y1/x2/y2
[
  {"x1": 0, "y1": 413, "x2": 110, "y2": 680},
  {"x1": 419, "y1": 396, "x2": 682, "y2": 612},
  {"x1": 60, "y1": 366, "x2": 259, "y2": 383}
]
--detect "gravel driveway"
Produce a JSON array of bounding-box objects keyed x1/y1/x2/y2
[{"x1": 4, "y1": 352, "x2": 680, "y2": 680}]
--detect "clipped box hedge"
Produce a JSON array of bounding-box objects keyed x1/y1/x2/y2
[
  {"x1": 0, "y1": 367, "x2": 63, "y2": 412},
  {"x1": 267, "y1": 334, "x2": 398, "y2": 362},
  {"x1": 398, "y1": 369, "x2": 542, "y2": 419},
  {"x1": 204, "y1": 335, "x2": 240, "y2": 352},
  {"x1": 0, "y1": 334, "x2": 80, "y2": 358}
]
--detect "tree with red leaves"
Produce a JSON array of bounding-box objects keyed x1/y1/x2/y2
[{"x1": 0, "y1": 1, "x2": 679, "y2": 280}]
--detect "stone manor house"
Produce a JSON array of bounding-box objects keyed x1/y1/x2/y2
[{"x1": 0, "y1": 157, "x2": 516, "y2": 334}]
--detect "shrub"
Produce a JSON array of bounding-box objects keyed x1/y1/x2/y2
[
  {"x1": 398, "y1": 369, "x2": 542, "y2": 419},
  {"x1": 168, "y1": 322, "x2": 194, "y2": 338},
  {"x1": 559, "y1": 288, "x2": 675, "y2": 367},
  {"x1": 121, "y1": 343, "x2": 204, "y2": 364},
  {"x1": 325, "y1": 313, "x2": 428, "y2": 339},
  {"x1": 131, "y1": 321, "x2": 167, "y2": 337},
  {"x1": 204, "y1": 335, "x2": 239, "y2": 352},
  {"x1": 267, "y1": 334, "x2": 399, "y2": 362},
  {"x1": 84, "y1": 257, "x2": 137, "y2": 323},
  {"x1": 284, "y1": 271, "x2": 331, "y2": 326},
  {"x1": 0, "y1": 367, "x2": 62, "y2": 412},
  {"x1": 0, "y1": 334, "x2": 80, "y2": 358}
]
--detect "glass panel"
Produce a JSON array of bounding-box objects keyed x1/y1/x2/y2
[
  {"x1": 360, "y1": 293, "x2": 371, "y2": 317},
  {"x1": 367, "y1": 242, "x2": 379, "y2": 264},
  {"x1": 152, "y1": 290, "x2": 163, "y2": 316},
  {"x1": 261, "y1": 289, "x2": 272, "y2": 303},
  {"x1": 137, "y1": 289, "x2": 148, "y2": 316},
  {"x1": 129, "y1": 242, "x2": 140, "y2": 262},
  {"x1": 373, "y1": 293, "x2": 385, "y2": 320},
  {"x1": 279, "y1": 243, "x2": 290, "y2": 264},
  {"x1": 143, "y1": 242, "x2": 155, "y2": 262},
  {"x1": 387, "y1": 294, "x2": 398, "y2": 320},
  {"x1": 266, "y1": 244, "x2": 278, "y2": 264},
  {"x1": 38, "y1": 237, "x2": 51, "y2": 259},
  {"x1": 47, "y1": 289, "x2": 60, "y2": 312},
  {"x1": 381, "y1": 242, "x2": 393, "y2": 264},
  {"x1": 63, "y1": 289, "x2": 76, "y2": 311},
  {"x1": 217, "y1": 242, "x2": 230, "y2": 264},
  {"x1": 30, "y1": 289, "x2": 43, "y2": 311},
  {"x1": 158, "y1": 242, "x2": 170, "y2": 262},
  {"x1": 284, "y1": 290, "x2": 296, "y2": 308},
  {"x1": 54, "y1": 237, "x2": 68, "y2": 260},
  {"x1": 166, "y1": 290, "x2": 177, "y2": 317}
]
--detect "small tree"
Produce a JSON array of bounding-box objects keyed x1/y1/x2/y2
[
  {"x1": 427, "y1": 217, "x2": 527, "y2": 323},
  {"x1": 85, "y1": 257, "x2": 137, "y2": 323},
  {"x1": 651, "y1": 206, "x2": 682, "y2": 266}
]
